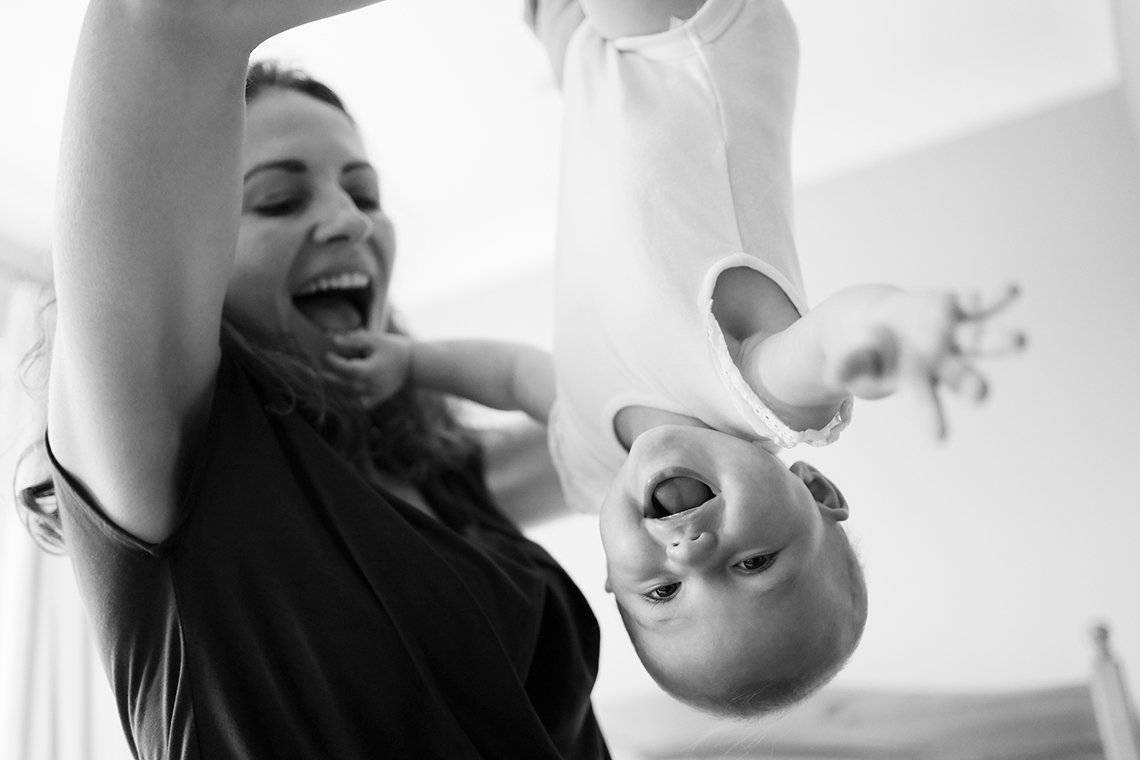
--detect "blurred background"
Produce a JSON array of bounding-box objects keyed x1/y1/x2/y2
[{"x1": 2, "y1": 0, "x2": 1138, "y2": 757}]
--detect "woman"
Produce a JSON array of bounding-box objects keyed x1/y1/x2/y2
[{"x1": 22, "y1": 0, "x2": 610, "y2": 756}]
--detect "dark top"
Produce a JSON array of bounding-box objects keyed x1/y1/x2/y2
[{"x1": 49, "y1": 342, "x2": 610, "y2": 760}]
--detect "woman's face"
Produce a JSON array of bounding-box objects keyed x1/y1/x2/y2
[{"x1": 228, "y1": 88, "x2": 396, "y2": 361}]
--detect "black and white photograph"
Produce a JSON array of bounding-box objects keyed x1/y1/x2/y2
[{"x1": 1, "y1": 0, "x2": 1138, "y2": 757}]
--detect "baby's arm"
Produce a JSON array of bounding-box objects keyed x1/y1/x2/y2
[
  {"x1": 741, "y1": 284, "x2": 1024, "y2": 440},
  {"x1": 412, "y1": 340, "x2": 556, "y2": 424},
  {"x1": 325, "y1": 331, "x2": 555, "y2": 424}
]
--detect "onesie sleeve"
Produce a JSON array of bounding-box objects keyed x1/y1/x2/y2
[
  {"x1": 524, "y1": 0, "x2": 586, "y2": 85},
  {"x1": 704, "y1": 316, "x2": 853, "y2": 448},
  {"x1": 700, "y1": 254, "x2": 852, "y2": 448},
  {"x1": 546, "y1": 398, "x2": 616, "y2": 515}
]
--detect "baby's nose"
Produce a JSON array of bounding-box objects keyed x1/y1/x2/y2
[{"x1": 668, "y1": 531, "x2": 718, "y2": 566}]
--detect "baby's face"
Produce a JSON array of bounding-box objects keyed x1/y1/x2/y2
[{"x1": 599, "y1": 425, "x2": 852, "y2": 677}]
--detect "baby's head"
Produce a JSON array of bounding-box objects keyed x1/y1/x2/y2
[{"x1": 599, "y1": 425, "x2": 867, "y2": 717}]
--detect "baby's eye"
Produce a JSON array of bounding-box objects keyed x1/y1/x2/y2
[
  {"x1": 735, "y1": 553, "x2": 779, "y2": 573},
  {"x1": 644, "y1": 582, "x2": 681, "y2": 603}
]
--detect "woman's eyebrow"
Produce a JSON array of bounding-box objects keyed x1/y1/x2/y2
[{"x1": 243, "y1": 159, "x2": 306, "y2": 182}]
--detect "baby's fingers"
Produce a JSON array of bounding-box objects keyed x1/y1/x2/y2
[
  {"x1": 955, "y1": 283, "x2": 1021, "y2": 322},
  {"x1": 323, "y1": 354, "x2": 377, "y2": 392},
  {"x1": 936, "y1": 357, "x2": 988, "y2": 403},
  {"x1": 835, "y1": 327, "x2": 900, "y2": 399},
  {"x1": 953, "y1": 287, "x2": 1026, "y2": 358},
  {"x1": 958, "y1": 327, "x2": 1027, "y2": 358},
  {"x1": 319, "y1": 369, "x2": 384, "y2": 409},
  {"x1": 329, "y1": 330, "x2": 378, "y2": 358},
  {"x1": 325, "y1": 351, "x2": 367, "y2": 374},
  {"x1": 914, "y1": 376, "x2": 949, "y2": 441}
]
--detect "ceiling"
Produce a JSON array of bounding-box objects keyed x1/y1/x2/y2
[{"x1": 0, "y1": 0, "x2": 1121, "y2": 295}]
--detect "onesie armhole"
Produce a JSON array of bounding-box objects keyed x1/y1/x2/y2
[{"x1": 699, "y1": 253, "x2": 850, "y2": 447}]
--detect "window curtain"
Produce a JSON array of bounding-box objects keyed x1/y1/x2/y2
[{"x1": 0, "y1": 275, "x2": 131, "y2": 760}]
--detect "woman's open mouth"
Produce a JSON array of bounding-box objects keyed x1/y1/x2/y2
[
  {"x1": 292, "y1": 271, "x2": 374, "y2": 333},
  {"x1": 642, "y1": 468, "x2": 718, "y2": 519}
]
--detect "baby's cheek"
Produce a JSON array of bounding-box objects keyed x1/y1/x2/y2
[{"x1": 598, "y1": 524, "x2": 656, "y2": 586}]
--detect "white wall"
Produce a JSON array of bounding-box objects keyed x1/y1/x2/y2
[
  {"x1": 796, "y1": 86, "x2": 1140, "y2": 694},
  {"x1": 404, "y1": 87, "x2": 1140, "y2": 713}
]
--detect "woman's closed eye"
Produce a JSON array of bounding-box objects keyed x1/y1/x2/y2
[
  {"x1": 350, "y1": 194, "x2": 380, "y2": 212},
  {"x1": 734, "y1": 552, "x2": 779, "y2": 574},
  {"x1": 643, "y1": 582, "x2": 681, "y2": 603},
  {"x1": 253, "y1": 195, "x2": 306, "y2": 217}
]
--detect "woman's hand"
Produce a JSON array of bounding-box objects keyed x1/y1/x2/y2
[
  {"x1": 829, "y1": 285, "x2": 1026, "y2": 440},
  {"x1": 324, "y1": 331, "x2": 414, "y2": 408}
]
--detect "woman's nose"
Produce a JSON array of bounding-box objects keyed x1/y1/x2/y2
[
  {"x1": 667, "y1": 531, "x2": 718, "y2": 567},
  {"x1": 312, "y1": 195, "x2": 374, "y2": 245}
]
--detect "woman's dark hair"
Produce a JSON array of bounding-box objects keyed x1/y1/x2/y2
[
  {"x1": 244, "y1": 60, "x2": 355, "y2": 122},
  {"x1": 222, "y1": 310, "x2": 484, "y2": 498},
  {"x1": 15, "y1": 61, "x2": 485, "y2": 553}
]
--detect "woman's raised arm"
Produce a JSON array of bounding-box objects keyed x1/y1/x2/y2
[{"x1": 48, "y1": 0, "x2": 381, "y2": 542}]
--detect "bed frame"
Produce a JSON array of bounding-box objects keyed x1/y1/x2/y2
[{"x1": 601, "y1": 624, "x2": 1140, "y2": 760}]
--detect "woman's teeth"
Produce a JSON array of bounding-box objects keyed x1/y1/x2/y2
[
  {"x1": 294, "y1": 271, "x2": 371, "y2": 295},
  {"x1": 292, "y1": 271, "x2": 373, "y2": 333}
]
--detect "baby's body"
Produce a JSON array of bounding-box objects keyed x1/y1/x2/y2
[
  {"x1": 537, "y1": 0, "x2": 847, "y2": 515},
  {"x1": 324, "y1": 0, "x2": 1022, "y2": 716},
  {"x1": 529, "y1": 0, "x2": 867, "y2": 712}
]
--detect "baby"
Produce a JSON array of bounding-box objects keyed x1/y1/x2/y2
[{"x1": 323, "y1": 0, "x2": 1022, "y2": 717}]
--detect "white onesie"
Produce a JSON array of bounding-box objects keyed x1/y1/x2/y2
[{"x1": 528, "y1": 0, "x2": 850, "y2": 514}]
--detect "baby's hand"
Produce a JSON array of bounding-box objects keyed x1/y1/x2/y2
[
  {"x1": 323, "y1": 330, "x2": 413, "y2": 408},
  {"x1": 832, "y1": 285, "x2": 1025, "y2": 440}
]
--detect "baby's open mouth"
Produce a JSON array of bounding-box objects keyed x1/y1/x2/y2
[
  {"x1": 644, "y1": 471, "x2": 717, "y2": 519},
  {"x1": 292, "y1": 271, "x2": 374, "y2": 334}
]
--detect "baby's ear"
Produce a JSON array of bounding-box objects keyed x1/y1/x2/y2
[{"x1": 789, "y1": 461, "x2": 849, "y2": 521}]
